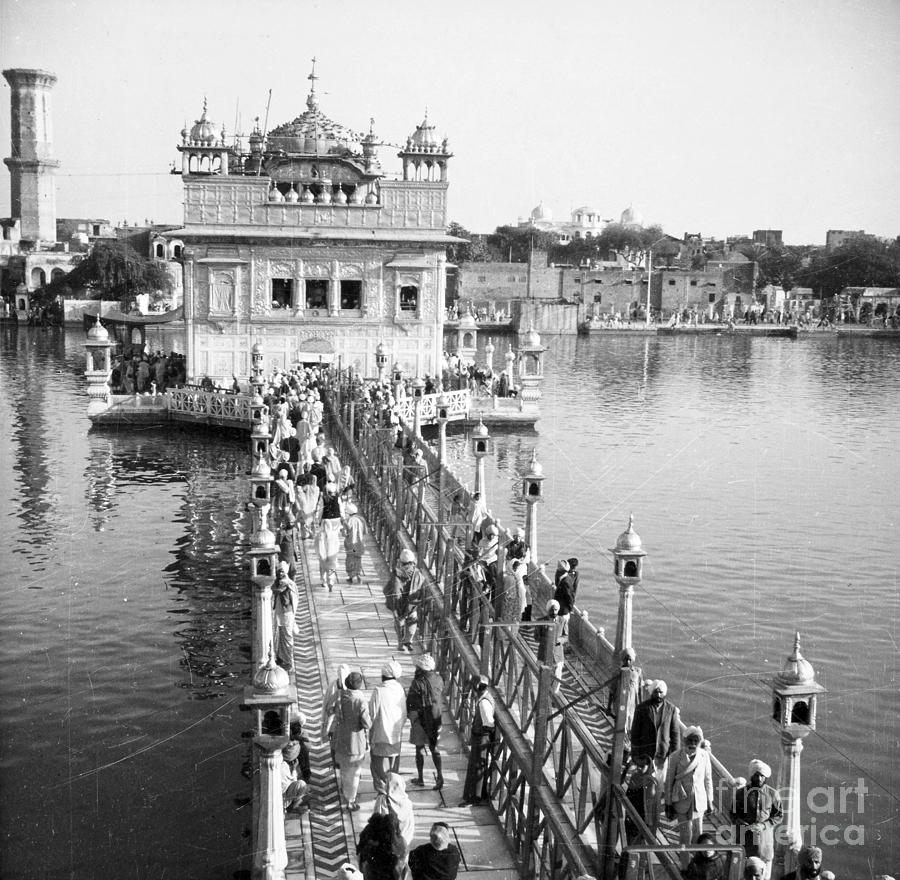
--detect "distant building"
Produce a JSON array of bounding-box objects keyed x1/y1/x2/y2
[
  {"x1": 753, "y1": 229, "x2": 783, "y2": 248},
  {"x1": 516, "y1": 202, "x2": 644, "y2": 245},
  {"x1": 826, "y1": 229, "x2": 866, "y2": 251}
]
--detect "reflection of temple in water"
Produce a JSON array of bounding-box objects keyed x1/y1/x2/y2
[{"x1": 83, "y1": 428, "x2": 253, "y2": 695}]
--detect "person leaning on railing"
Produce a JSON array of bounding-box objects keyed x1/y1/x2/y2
[{"x1": 458, "y1": 675, "x2": 496, "y2": 807}]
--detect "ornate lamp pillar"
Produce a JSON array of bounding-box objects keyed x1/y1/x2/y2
[
  {"x1": 517, "y1": 327, "x2": 546, "y2": 411},
  {"x1": 251, "y1": 734, "x2": 290, "y2": 880},
  {"x1": 375, "y1": 341, "x2": 389, "y2": 384},
  {"x1": 436, "y1": 390, "x2": 450, "y2": 528},
  {"x1": 771, "y1": 632, "x2": 826, "y2": 880},
  {"x1": 84, "y1": 318, "x2": 116, "y2": 417},
  {"x1": 470, "y1": 417, "x2": 492, "y2": 499},
  {"x1": 456, "y1": 311, "x2": 477, "y2": 363},
  {"x1": 521, "y1": 451, "x2": 545, "y2": 566},
  {"x1": 249, "y1": 454, "x2": 276, "y2": 666},
  {"x1": 250, "y1": 341, "x2": 266, "y2": 397},
  {"x1": 609, "y1": 514, "x2": 646, "y2": 658},
  {"x1": 411, "y1": 376, "x2": 426, "y2": 438}
]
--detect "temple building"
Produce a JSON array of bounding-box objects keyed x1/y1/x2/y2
[{"x1": 164, "y1": 64, "x2": 457, "y2": 381}]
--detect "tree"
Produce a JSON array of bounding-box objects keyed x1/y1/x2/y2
[
  {"x1": 795, "y1": 237, "x2": 900, "y2": 298},
  {"x1": 489, "y1": 224, "x2": 558, "y2": 263},
  {"x1": 47, "y1": 240, "x2": 173, "y2": 303},
  {"x1": 736, "y1": 244, "x2": 804, "y2": 290},
  {"x1": 594, "y1": 223, "x2": 667, "y2": 269},
  {"x1": 446, "y1": 221, "x2": 490, "y2": 264}
]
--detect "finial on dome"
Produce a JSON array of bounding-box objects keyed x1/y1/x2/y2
[
  {"x1": 791, "y1": 631, "x2": 803, "y2": 659},
  {"x1": 201, "y1": 96, "x2": 208, "y2": 119},
  {"x1": 306, "y1": 56, "x2": 319, "y2": 110}
]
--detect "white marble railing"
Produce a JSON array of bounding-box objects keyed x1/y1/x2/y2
[
  {"x1": 394, "y1": 388, "x2": 469, "y2": 424},
  {"x1": 166, "y1": 388, "x2": 252, "y2": 423}
]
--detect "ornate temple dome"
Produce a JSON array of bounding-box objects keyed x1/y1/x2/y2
[
  {"x1": 409, "y1": 111, "x2": 440, "y2": 150},
  {"x1": 614, "y1": 514, "x2": 644, "y2": 554},
  {"x1": 266, "y1": 65, "x2": 364, "y2": 156},
  {"x1": 189, "y1": 99, "x2": 217, "y2": 145}
]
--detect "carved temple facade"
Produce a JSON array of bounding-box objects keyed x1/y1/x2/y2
[{"x1": 166, "y1": 66, "x2": 457, "y2": 382}]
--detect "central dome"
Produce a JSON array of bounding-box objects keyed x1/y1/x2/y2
[{"x1": 267, "y1": 83, "x2": 364, "y2": 156}]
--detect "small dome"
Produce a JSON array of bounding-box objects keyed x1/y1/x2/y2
[
  {"x1": 472, "y1": 419, "x2": 489, "y2": 438},
  {"x1": 87, "y1": 318, "x2": 109, "y2": 342},
  {"x1": 531, "y1": 202, "x2": 552, "y2": 222},
  {"x1": 252, "y1": 451, "x2": 271, "y2": 478},
  {"x1": 614, "y1": 514, "x2": 644, "y2": 554},
  {"x1": 775, "y1": 632, "x2": 816, "y2": 687},
  {"x1": 459, "y1": 312, "x2": 477, "y2": 330},
  {"x1": 189, "y1": 99, "x2": 217, "y2": 146},
  {"x1": 620, "y1": 204, "x2": 643, "y2": 227},
  {"x1": 410, "y1": 111, "x2": 440, "y2": 150},
  {"x1": 527, "y1": 454, "x2": 544, "y2": 478},
  {"x1": 251, "y1": 342, "x2": 265, "y2": 355},
  {"x1": 522, "y1": 327, "x2": 542, "y2": 348},
  {"x1": 253, "y1": 647, "x2": 290, "y2": 695}
]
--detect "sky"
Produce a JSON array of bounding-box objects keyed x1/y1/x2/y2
[{"x1": 1, "y1": 0, "x2": 899, "y2": 245}]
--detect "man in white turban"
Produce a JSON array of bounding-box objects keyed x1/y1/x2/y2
[
  {"x1": 369, "y1": 659, "x2": 407, "y2": 794},
  {"x1": 732, "y1": 758, "x2": 782, "y2": 880}
]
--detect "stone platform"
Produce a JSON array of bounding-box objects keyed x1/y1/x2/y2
[{"x1": 283, "y1": 475, "x2": 519, "y2": 879}]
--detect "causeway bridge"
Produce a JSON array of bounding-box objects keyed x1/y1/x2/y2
[{"x1": 231, "y1": 366, "x2": 824, "y2": 880}]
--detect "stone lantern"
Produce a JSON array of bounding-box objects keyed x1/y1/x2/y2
[
  {"x1": 471, "y1": 417, "x2": 492, "y2": 498},
  {"x1": 517, "y1": 327, "x2": 546, "y2": 409},
  {"x1": 375, "y1": 341, "x2": 389, "y2": 383},
  {"x1": 250, "y1": 393, "x2": 271, "y2": 458},
  {"x1": 243, "y1": 644, "x2": 297, "y2": 733},
  {"x1": 248, "y1": 538, "x2": 278, "y2": 666},
  {"x1": 521, "y1": 450, "x2": 545, "y2": 564},
  {"x1": 84, "y1": 317, "x2": 116, "y2": 417},
  {"x1": 250, "y1": 447, "x2": 274, "y2": 509},
  {"x1": 411, "y1": 376, "x2": 426, "y2": 437},
  {"x1": 609, "y1": 514, "x2": 646, "y2": 657},
  {"x1": 457, "y1": 311, "x2": 477, "y2": 363},
  {"x1": 771, "y1": 632, "x2": 826, "y2": 877}
]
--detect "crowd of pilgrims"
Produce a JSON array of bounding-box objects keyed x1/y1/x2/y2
[
  {"x1": 109, "y1": 349, "x2": 187, "y2": 394},
  {"x1": 258, "y1": 366, "x2": 847, "y2": 880}
]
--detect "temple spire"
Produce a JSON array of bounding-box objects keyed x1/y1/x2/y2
[{"x1": 306, "y1": 57, "x2": 319, "y2": 110}]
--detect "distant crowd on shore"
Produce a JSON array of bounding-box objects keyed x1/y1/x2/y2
[{"x1": 109, "y1": 349, "x2": 187, "y2": 393}]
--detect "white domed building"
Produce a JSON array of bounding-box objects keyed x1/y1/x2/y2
[
  {"x1": 163, "y1": 62, "x2": 459, "y2": 381},
  {"x1": 518, "y1": 202, "x2": 609, "y2": 244}
]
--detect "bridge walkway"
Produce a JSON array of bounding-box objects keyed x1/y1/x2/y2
[{"x1": 283, "y1": 446, "x2": 520, "y2": 878}]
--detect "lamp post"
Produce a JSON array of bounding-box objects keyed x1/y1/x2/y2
[
  {"x1": 521, "y1": 451, "x2": 545, "y2": 565},
  {"x1": 470, "y1": 416, "x2": 492, "y2": 500},
  {"x1": 771, "y1": 632, "x2": 826, "y2": 879},
  {"x1": 411, "y1": 376, "x2": 426, "y2": 438},
  {"x1": 375, "y1": 341, "x2": 388, "y2": 384}
]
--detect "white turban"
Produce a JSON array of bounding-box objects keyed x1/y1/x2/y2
[
  {"x1": 654, "y1": 680, "x2": 668, "y2": 696},
  {"x1": 748, "y1": 758, "x2": 772, "y2": 778},
  {"x1": 381, "y1": 659, "x2": 402, "y2": 680},
  {"x1": 546, "y1": 599, "x2": 560, "y2": 614},
  {"x1": 414, "y1": 653, "x2": 436, "y2": 672},
  {"x1": 684, "y1": 725, "x2": 704, "y2": 741}
]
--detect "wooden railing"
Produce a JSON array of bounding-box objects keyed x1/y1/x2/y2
[
  {"x1": 393, "y1": 388, "x2": 470, "y2": 425},
  {"x1": 328, "y1": 375, "x2": 745, "y2": 879}
]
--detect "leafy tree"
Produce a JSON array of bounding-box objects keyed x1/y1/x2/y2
[
  {"x1": 594, "y1": 223, "x2": 667, "y2": 268},
  {"x1": 47, "y1": 240, "x2": 173, "y2": 303},
  {"x1": 795, "y1": 237, "x2": 900, "y2": 297},
  {"x1": 489, "y1": 224, "x2": 558, "y2": 263},
  {"x1": 736, "y1": 244, "x2": 803, "y2": 290},
  {"x1": 446, "y1": 221, "x2": 490, "y2": 263}
]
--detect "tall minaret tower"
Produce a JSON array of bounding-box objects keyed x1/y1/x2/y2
[{"x1": 3, "y1": 68, "x2": 60, "y2": 243}]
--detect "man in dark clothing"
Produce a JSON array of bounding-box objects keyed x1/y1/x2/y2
[
  {"x1": 683, "y1": 832, "x2": 727, "y2": 880},
  {"x1": 408, "y1": 822, "x2": 461, "y2": 880},
  {"x1": 630, "y1": 679, "x2": 681, "y2": 829},
  {"x1": 782, "y1": 845, "x2": 824, "y2": 880},
  {"x1": 553, "y1": 559, "x2": 578, "y2": 616},
  {"x1": 308, "y1": 448, "x2": 328, "y2": 493},
  {"x1": 732, "y1": 759, "x2": 782, "y2": 880}
]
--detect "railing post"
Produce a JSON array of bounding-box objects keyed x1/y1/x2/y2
[
  {"x1": 523, "y1": 628, "x2": 554, "y2": 877},
  {"x1": 478, "y1": 594, "x2": 493, "y2": 679},
  {"x1": 602, "y1": 665, "x2": 632, "y2": 880}
]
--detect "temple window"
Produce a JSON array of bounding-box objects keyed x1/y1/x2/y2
[
  {"x1": 92, "y1": 224, "x2": 100, "y2": 236},
  {"x1": 708, "y1": 293, "x2": 717, "y2": 304},
  {"x1": 399, "y1": 285, "x2": 419, "y2": 313},
  {"x1": 305, "y1": 279, "x2": 329, "y2": 310},
  {"x1": 272, "y1": 278, "x2": 293, "y2": 308},
  {"x1": 155, "y1": 243, "x2": 165, "y2": 258},
  {"x1": 173, "y1": 245, "x2": 182, "y2": 259},
  {"x1": 340, "y1": 280, "x2": 362, "y2": 310}
]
